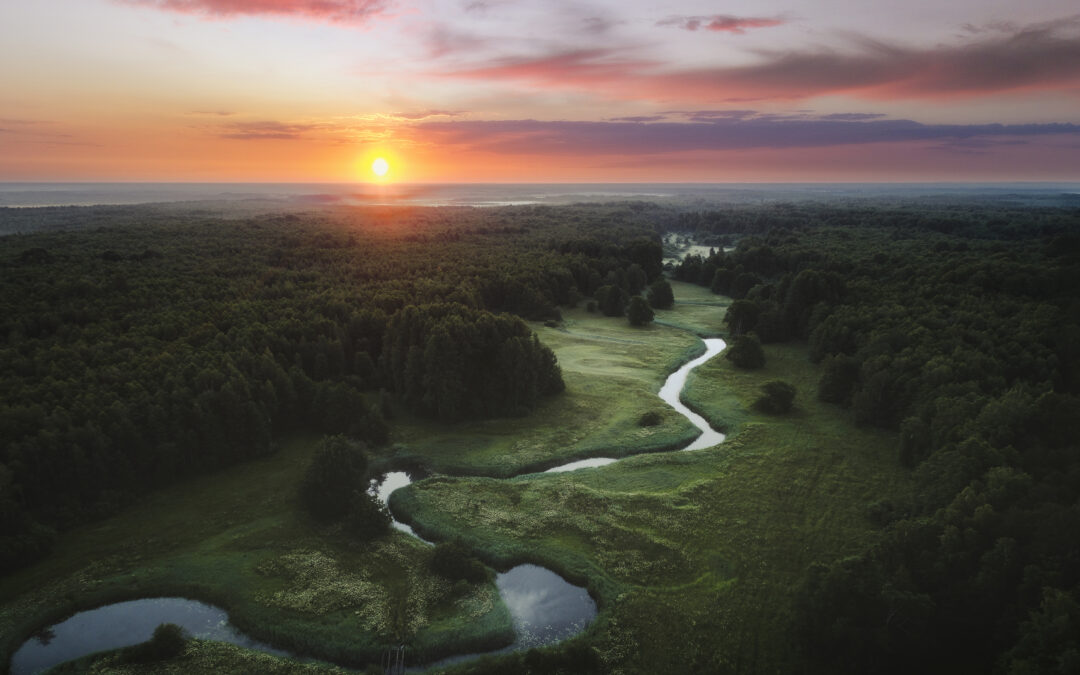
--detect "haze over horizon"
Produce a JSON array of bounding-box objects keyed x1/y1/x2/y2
[{"x1": 3, "y1": 0, "x2": 1080, "y2": 183}]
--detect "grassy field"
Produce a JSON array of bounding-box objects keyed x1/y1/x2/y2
[
  {"x1": 4, "y1": 280, "x2": 910, "y2": 674},
  {"x1": 651, "y1": 280, "x2": 731, "y2": 338}
]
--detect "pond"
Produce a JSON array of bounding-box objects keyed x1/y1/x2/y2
[{"x1": 10, "y1": 597, "x2": 289, "y2": 675}]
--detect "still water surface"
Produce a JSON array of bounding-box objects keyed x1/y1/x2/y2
[{"x1": 10, "y1": 598, "x2": 288, "y2": 675}]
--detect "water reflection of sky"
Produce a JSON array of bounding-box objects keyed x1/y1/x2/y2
[
  {"x1": 370, "y1": 471, "x2": 427, "y2": 539},
  {"x1": 497, "y1": 565, "x2": 596, "y2": 648},
  {"x1": 11, "y1": 598, "x2": 288, "y2": 675}
]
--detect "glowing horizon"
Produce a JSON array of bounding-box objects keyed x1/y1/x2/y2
[{"x1": 2, "y1": 0, "x2": 1079, "y2": 182}]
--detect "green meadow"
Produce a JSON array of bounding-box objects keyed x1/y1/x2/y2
[{"x1": 3, "y1": 280, "x2": 908, "y2": 674}]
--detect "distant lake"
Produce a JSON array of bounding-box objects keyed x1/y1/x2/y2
[{"x1": 2, "y1": 182, "x2": 1079, "y2": 208}]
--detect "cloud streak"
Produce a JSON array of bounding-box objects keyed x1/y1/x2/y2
[
  {"x1": 410, "y1": 116, "x2": 1080, "y2": 156},
  {"x1": 121, "y1": 0, "x2": 389, "y2": 24},
  {"x1": 215, "y1": 120, "x2": 321, "y2": 140},
  {"x1": 445, "y1": 19, "x2": 1080, "y2": 102},
  {"x1": 658, "y1": 14, "x2": 784, "y2": 34}
]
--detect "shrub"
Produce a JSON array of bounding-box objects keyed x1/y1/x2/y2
[
  {"x1": 754, "y1": 380, "x2": 796, "y2": 414},
  {"x1": 638, "y1": 411, "x2": 663, "y2": 427},
  {"x1": 121, "y1": 623, "x2": 188, "y2": 663},
  {"x1": 430, "y1": 540, "x2": 487, "y2": 583},
  {"x1": 626, "y1": 295, "x2": 655, "y2": 327},
  {"x1": 646, "y1": 279, "x2": 675, "y2": 309},
  {"x1": 346, "y1": 490, "x2": 392, "y2": 541},
  {"x1": 725, "y1": 333, "x2": 766, "y2": 369},
  {"x1": 299, "y1": 435, "x2": 370, "y2": 522}
]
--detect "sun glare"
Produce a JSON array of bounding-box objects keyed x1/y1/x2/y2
[{"x1": 371, "y1": 157, "x2": 389, "y2": 178}]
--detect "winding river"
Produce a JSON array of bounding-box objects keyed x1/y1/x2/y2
[{"x1": 11, "y1": 337, "x2": 726, "y2": 674}]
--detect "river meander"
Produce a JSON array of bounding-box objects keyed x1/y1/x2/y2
[{"x1": 11, "y1": 336, "x2": 726, "y2": 673}]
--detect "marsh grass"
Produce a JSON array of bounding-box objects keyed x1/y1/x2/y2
[
  {"x1": 651, "y1": 280, "x2": 730, "y2": 337},
  {"x1": 0, "y1": 436, "x2": 512, "y2": 671}
]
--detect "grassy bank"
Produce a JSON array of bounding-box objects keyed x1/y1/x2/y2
[
  {"x1": 46, "y1": 639, "x2": 352, "y2": 674},
  {"x1": 651, "y1": 280, "x2": 731, "y2": 338},
  {"x1": 0, "y1": 436, "x2": 512, "y2": 672}
]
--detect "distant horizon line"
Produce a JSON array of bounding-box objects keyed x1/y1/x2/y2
[{"x1": 3, "y1": 180, "x2": 1079, "y2": 186}]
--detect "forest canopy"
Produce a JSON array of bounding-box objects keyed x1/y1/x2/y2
[{"x1": 669, "y1": 198, "x2": 1080, "y2": 674}]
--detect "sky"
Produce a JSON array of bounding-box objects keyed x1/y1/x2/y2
[{"x1": 2, "y1": 0, "x2": 1079, "y2": 183}]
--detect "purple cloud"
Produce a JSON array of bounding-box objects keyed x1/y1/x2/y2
[
  {"x1": 608, "y1": 115, "x2": 667, "y2": 122},
  {"x1": 390, "y1": 109, "x2": 464, "y2": 120},
  {"x1": 658, "y1": 14, "x2": 785, "y2": 34},
  {"x1": 411, "y1": 117, "x2": 1080, "y2": 155}
]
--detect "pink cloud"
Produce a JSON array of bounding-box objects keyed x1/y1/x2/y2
[
  {"x1": 444, "y1": 20, "x2": 1080, "y2": 103},
  {"x1": 121, "y1": 0, "x2": 388, "y2": 23},
  {"x1": 451, "y1": 49, "x2": 657, "y2": 89},
  {"x1": 659, "y1": 14, "x2": 785, "y2": 34}
]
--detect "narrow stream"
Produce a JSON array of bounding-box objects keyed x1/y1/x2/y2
[
  {"x1": 659, "y1": 338, "x2": 727, "y2": 451},
  {"x1": 543, "y1": 337, "x2": 727, "y2": 472},
  {"x1": 12, "y1": 336, "x2": 726, "y2": 674}
]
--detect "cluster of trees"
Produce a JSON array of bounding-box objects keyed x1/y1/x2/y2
[
  {"x1": 430, "y1": 540, "x2": 488, "y2": 583},
  {"x1": 671, "y1": 201, "x2": 1080, "y2": 673},
  {"x1": 299, "y1": 435, "x2": 389, "y2": 539},
  {"x1": 382, "y1": 304, "x2": 564, "y2": 421},
  {"x1": 0, "y1": 202, "x2": 666, "y2": 573}
]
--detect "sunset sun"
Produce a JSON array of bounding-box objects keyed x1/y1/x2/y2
[{"x1": 371, "y1": 157, "x2": 389, "y2": 178}]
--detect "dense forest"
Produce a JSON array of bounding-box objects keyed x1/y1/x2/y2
[
  {"x1": 673, "y1": 200, "x2": 1080, "y2": 674},
  {"x1": 0, "y1": 203, "x2": 664, "y2": 573}
]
